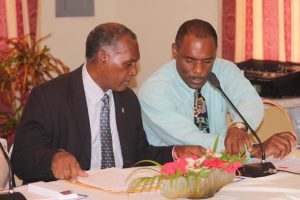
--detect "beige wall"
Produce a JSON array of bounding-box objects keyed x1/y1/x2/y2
[{"x1": 40, "y1": 0, "x2": 220, "y2": 91}]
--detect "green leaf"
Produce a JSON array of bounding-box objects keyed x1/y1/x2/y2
[
  {"x1": 132, "y1": 160, "x2": 162, "y2": 167},
  {"x1": 213, "y1": 134, "x2": 220, "y2": 152},
  {"x1": 125, "y1": 166, "x2": 160, "y2": 183},
  {"x1": 127, "y1": 176, "x2": 160, "y2": 193},
  {"x1": 0, "y1": 35, "x2": 69, "y2": 144}
]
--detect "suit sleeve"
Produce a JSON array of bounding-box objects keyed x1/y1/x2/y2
[{"x1": 11, "y1": 86, "x2": 57, "y2": 182}]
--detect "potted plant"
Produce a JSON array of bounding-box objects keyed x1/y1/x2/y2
[{"x1": 0, "y1": 35, "x2": 69, "y2": 148}]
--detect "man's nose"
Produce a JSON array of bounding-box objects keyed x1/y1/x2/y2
[
  {"x1": 192, "y1": 61, "x2": 203, "y2": 75},
  {"x1": 129, "y1": 64, "x2": 137, "y2": 76}
]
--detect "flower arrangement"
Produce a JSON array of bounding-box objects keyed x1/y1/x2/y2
[{"x1": 127, "y1": 138, "x2": 245, "y2": 199}]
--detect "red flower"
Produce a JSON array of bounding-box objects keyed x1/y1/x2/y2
[
  {"x1": 204, "y1": 158, "x2": 227, "y2": 169},
  {"x1": 203, "y1": 158, "x2": 243, "y2": 173},
  {"x1": 225, "y1": 162, "x2": 243, "y2": 173},
  {"x1": 160, "y1": 153, "x2": 243, "y2": 177},
  {"x1": 161, "y1": 157, "x2": 189, "y2": 176}
]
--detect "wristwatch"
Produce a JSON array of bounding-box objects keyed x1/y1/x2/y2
[{"x1": 229, "y1": 122, "x2": 248, "y2": 132}]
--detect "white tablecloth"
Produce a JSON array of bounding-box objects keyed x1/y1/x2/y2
[
  {"x1": 5, "y1": 148, "x2": 300, "y2": 200},
  {"x1": 6, "y1": 170, "x2": 299, "y2": 200}
]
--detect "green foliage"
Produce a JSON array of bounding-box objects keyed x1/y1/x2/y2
[
  {"x1": 0, "y1": 35, "x2": 69, "y2": 140},
  {"x1": 126, "y1": 160, "x2": 162, "y2": 192},
  {"x1": 213, "y1": 134, "x2": 220, "y2": 152},
  {"x1": 219, "y1": 150, "x2": 247, "y2": 163}
]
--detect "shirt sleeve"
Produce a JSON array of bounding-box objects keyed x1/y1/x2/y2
[{"x1": 216, "y1": 60, "x2": 264, "y2": 131}]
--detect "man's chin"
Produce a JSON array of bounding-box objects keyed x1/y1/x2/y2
[
  {"x1": 188, "y1": 83, "x2": 203, "y2": 90},
  {"x1": 188, "y1": 79, "x2": 208, "y2": 90},
  {"x1": 113, "y1": 86, "x2": 128, "y2": 92}
]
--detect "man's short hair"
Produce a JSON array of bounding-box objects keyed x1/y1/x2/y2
[
  {"x1": 85, "y1": 23, "x2": 137, "y2": 62},
  {"x1": 175, "y1": 19, "x2": 218, "y2": 48}
]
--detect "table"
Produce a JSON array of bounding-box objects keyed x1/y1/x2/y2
[
  {"x1": 6, "y1": 148, "x2": 300, "y2": 200},
  {"x1": 9, "y1": 171, "x2": 300, "y2": 200}
]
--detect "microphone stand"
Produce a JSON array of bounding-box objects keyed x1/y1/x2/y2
[
  {"x1": 0, "y1": 142, "x2": 26, "y2": 200},
  {"x1": 207, "y1": 72, "x2": 277, "y2": 177}
]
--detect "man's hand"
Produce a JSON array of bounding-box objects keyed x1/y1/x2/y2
[
  {"x1": 51, "y1": 151, "x2": 88, "y2": 182},
  {"x1": 250, "y1": 131, "x2": 297, "y2": 159},
  {"x1": 225, "y1": 127, "x2": 252, "y2": 155},
  {"x1": 173, "y1": 145, "x2": 206, "y2": 159}
]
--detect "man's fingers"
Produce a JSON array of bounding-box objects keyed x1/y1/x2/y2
[
  {"x1": 51, "y1": 151, "x2": 82, "y2": 180},
  {"x1": 63, "y1": 163, "x2": 72, "y2": 180},
  {"x1": 52, "y1": 168, "x2": 59, "y2": 180},
  {"x1": 264, "y1": 133, "x2": 295, "y2": 159},
  {"x1": 249, "y1": 144, "x2": 261, "y2": 158},
  {"x1": 57, "y1": 168, "x2": 65, "y2": 180},
  {"x1": 189, "y1": 146, "x2": 206, "y2": 156},
  {"x1": 173, "y1": 146, "x2": 206, "y2": 158},
  {"x1": 225, "y1": 128, "x2": 250, "y2": 155},
  {"x1": 244, "y1": 137, "x2": 253, "y2": 153},
  {"x1": 70, "y1": 163, "x2": 80, "y2": 181},
  {"x1": 224, "y1": 138, "x2": 233, "y2": 155},
  {"x1": 78, "y1": 169, "x2": 88, "y2": 177},
  {"x1": 226, "y1": 137, "x2": 247, "y2": 155},
  {"x1": 275, "y1": 132, "x2": 297, "y2": 147}
]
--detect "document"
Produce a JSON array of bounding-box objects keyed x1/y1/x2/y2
[
  {"x1": 77, "y1": 167, "x2": 160, "y2": 192},
  {"x1": 247, "y1": 148, "x2": 300, "y2": 175},
  {"x1": 273, "y1": 156, "x2": 300, "y2": 174}
]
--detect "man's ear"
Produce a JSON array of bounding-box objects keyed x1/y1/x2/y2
[
  {"x1": 171, "y1": 43, "x2": 178, "y2": 58},
  {"x1": 96, "y1": 49, "x2": 108, "y2": 64}
]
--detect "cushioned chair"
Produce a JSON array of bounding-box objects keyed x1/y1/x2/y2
[{"x1": 255, "y1": 99, "x2": 296, "y2": 142}]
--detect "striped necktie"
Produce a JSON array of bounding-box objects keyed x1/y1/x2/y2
[{"x1": 194, "y1": 89, "x2": 210, "y2": 133}]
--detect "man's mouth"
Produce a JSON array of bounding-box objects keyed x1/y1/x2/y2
[{"x1": 190, "y1": 77, "x2": 204, "y2": 84}]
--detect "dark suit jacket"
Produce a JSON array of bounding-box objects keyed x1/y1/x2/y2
[{"x1": 11, "y1": 66, "x2": 173, "y2": 183}]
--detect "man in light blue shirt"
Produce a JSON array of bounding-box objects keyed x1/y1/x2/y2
[{"x1": 139, "y1": 19, "x2": 296, "y2": 158}]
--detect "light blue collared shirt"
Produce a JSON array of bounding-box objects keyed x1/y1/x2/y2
[{"x1": 139, "y1": 58, "x2": 264, "y2": 152}]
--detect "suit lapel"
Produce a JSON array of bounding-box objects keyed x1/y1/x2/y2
[
  {"x1": 113, "y1": 92, "x2": 130, "y2": 167},
  {"x1": 67, "y1": 67, "x2": 91, "y2": 169}
]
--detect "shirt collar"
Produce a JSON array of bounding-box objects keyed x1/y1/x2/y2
[{"x1": 82, "y1": 63, "x2": 113, "y2": 104}]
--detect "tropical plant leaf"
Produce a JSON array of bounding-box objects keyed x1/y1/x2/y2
[
  {"x1": 0, "y1": 35, "x2": 69, "y2": 146},
  {"x1": 128, "y1": 176, "x2": 161, "y2": 193},
  {"x1": 213, "y1": 134, "x2": 220, "y2": 152},
  {"x1": 125, "y1": 166, "x2": 160, "y2": 183},
  {"x1": 132, "y1": 159, "x2": 162, "y2": 167}
]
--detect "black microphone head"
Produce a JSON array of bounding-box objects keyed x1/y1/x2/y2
[{"x1": 207, "y1": 72, "x2": 220, "y2": 88}]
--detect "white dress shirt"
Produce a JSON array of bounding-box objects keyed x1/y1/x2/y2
[{"x1": 82, "y1": 64, "x2": 123, "y2": 169}]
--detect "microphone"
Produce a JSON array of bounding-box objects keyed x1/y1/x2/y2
[
  {"x1": 0, "y1": 142, "x2": 26, "y2": 200},
  {"x1": 207, "y1": 72, "x2": 277, "y2": 177}
]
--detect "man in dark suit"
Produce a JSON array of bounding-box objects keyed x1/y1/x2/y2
[{"x1": 11, "y1": 23, "x2": 206, "y2": 183}]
